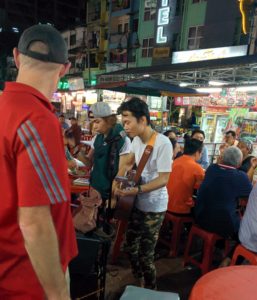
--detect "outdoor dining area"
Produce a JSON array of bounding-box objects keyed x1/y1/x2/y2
[{"x1": 64, "y1": 120, "x2": 257, "y2": 300}]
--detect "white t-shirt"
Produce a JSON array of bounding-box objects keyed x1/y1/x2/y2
[
  {"x1": 91, "y1": 135, "x2": 131, "y2": 155},
  {"x1": 131, "y1": 133, "x2": 173, "y2": 213}
]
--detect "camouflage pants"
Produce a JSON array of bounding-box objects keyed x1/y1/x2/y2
[{"x1": 125, "y1": 207, "x2": 165, "y2": 289}]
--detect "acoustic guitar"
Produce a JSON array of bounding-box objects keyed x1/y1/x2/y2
[{"x1": 114, "y1": 132, "x2": 157, "y2": 221}]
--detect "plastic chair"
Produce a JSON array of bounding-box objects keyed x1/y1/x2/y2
[
  {"x1": 159, "y1": 212, "x2": 194, "y2": 257},
  {"x1": 111, "y1": 220, "x2": 128, "y2": 264},
  {"x1": 230, "y1": 244, "x2": 257, "y2": 265},
  {"x1": 183, "y1": 225, "x2": 230, "y2": 275}
]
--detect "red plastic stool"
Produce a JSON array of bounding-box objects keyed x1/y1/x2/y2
[
  {"x1": 230, "y1": 244, "x2": 257, "y2": 265},
  {"x1": 159, "y1": 212, "x2": 194, "y2": 257},
  {"x1": 111, "y1": 220, "x2": 128, "y2": 264},
  {"x1": 183, "y1": 225, "x2": 230, "y2": 275}
]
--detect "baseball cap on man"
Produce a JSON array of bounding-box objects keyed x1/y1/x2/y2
[
  {"x1": 18, "y1": 24, "x2": 68, "y2": 64},
  {"x1": 91, "y1": 102, "x2": 114, "y2": 118}
]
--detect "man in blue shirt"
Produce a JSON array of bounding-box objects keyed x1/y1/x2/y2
[
  {"x1": 195, "y1": 146, "x2": 252, "y2": 239},
  {"x1": 191, "y1": 129, "x2": 209, "y2": 169},
  {"x1": 58, "y1": 114, "x2": 69, "y2": 130}
]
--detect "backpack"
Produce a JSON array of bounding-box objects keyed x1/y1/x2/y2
[{"x1": 72, "y1": 188, "x2": 102, "y2": 234}]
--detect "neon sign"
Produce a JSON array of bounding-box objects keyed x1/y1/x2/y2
[
  {"x1": 239, "y1": 0, "x2": 255, "y2": 34},
  {"x1": 156, "y1": 0, "x2": 170, "y2": 44}
]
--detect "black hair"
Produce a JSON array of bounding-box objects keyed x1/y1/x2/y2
[
  {"x1": 59, "y1": 114, "x2": 65, "y2": 118},
  {"x1": 239, "y1": 155, "x2": 255, "y2": 173},
  {"x1": 117, "y1": 97, "x2": 151, "y2": 125},
  {"x1": 169, "y1": 138, "x2": 177, "y2": 150},
  {"x1": 183, "y1": 133, "x2": 190, "y2": 140},
  {"x1": 184, "y1": 138, "x2": 203, "y2": 155},
  {"x1": 64, "y1": 130, "x2": 74, "y2": 140},
  {"x1": 226, "y1": 130, "x2": 236, "y2": 138},
  {"x1": 70, "y1": 117, "x2": 77, "y2": 121},
  {"x1": 191, "y1": 129, "x2": 205, "y2": 139},
  {"x1": 163, "y1": 130, "x2": 177, "y2": 137}
]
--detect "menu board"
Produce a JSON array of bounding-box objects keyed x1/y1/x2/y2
[{"x1": 239, "y1": 119, "x2": 257, "y2": 142}]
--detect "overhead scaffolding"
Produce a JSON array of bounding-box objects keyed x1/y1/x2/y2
[{"x1": 98, "y1": 54, "x2": 257, "y2": 87}]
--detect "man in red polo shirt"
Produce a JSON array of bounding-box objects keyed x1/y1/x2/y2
[{"x1": 0, "y1": 24, "x2": 77, "y2": 299}]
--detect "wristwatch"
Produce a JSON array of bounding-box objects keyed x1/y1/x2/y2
[{"x1": 137, "y1": 185, "x2": 143, "y2": 194}]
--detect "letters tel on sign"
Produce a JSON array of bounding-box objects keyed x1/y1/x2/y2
[{"x1": 156, "y1": 0, "x2": 170, "y2": 44}]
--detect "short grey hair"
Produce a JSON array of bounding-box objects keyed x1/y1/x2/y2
[{"x1": 222, "y1": 146, "x2": 243, "y2": 167}]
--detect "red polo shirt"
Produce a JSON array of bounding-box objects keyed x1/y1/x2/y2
[{"x1": 0, "y1": 82, "x2": 77, "y2": 299}]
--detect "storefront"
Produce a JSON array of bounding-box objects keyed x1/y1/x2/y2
[
  {"x1": 102, "y1": 90, "x2": 126, "y2": 113},
  {"x1": 52, "y1": 89, "x2": 98, "y2": 129},
  {"x1": 147, "y1": 96, "x2": 169, "y2": 130},
  {"x1": 175, "y1": 87, "x2": 257, "y2": 142}
]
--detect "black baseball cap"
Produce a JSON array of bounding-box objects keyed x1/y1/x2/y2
[{"x1": 18, "y1": 24, "x2": 69, "y2": 64}]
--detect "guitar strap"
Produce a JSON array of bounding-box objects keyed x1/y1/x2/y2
[{"x1": 133, "y1": 131, "x2": 157, "y2": 185}]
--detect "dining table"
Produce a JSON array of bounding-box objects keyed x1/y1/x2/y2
[
  {"x1": 69, "y1": 176, "x2": 90, "y2": 194},
  {"x1": 189, "y1": 265, "x2": 257, "y2": 300}
]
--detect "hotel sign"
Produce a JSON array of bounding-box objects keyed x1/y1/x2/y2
[
  {"x1": 172, "y1": 45, "x2": 248, "y2": 64},
  {"x1": 156, "y1": 0, "x2": 170, "y2": 44}
]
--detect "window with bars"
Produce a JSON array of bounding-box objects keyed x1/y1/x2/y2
[
  {"x1": 144, "y1": 0, "x2": 157, "y2": 21},
  {"x1": 70, "y1": 34, "x2": 76, "y2": 46},
  {"x1": 117, "y1": 23, "x2": 129, "y2": 34},
  {"x1": 141, "y1": 38, "x2": 154, "y2": 58},
  {"x1": 118, "y1": 24, "x2": 123, "y2": 34},
  {"x1": 187, "y1": 26, "x2": 204, "y2": 49}
]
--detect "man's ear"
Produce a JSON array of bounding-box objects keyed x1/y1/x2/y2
[
  {"x1": 59, "y1": 62, "x2": 71, "y2": 78},
  {"x1": 13, "y1": 48, "x2": 21, "y2": 69},
  {"x1": 139, "y1": 116, "x2": 147, "y2": 126}
]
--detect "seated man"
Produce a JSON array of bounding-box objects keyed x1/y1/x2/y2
[
  {"x1": 163, "y1": 130, "x2": 182, "y2": 159},
  {"x1": 191, "y1": 129, "x2": 209, "y2": 170},
  {"x1": 195, "y1": 146, "x2": 252, "y2": 239},
  {"x1": 167, "y1": 138, "x2": 205, "y2": 215},
  {"x1": 237, "y1": 139, "x2": 257, "y2": 181},
  {"x1": 239, "y1": 183, "x2": 257, "y2": 253}
]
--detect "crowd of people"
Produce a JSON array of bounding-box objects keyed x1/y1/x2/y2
[
  {"x1": 165, "y1": 128, "x2": 257, "y2": 266},
  {"x1": 1, "y1": 23, "x2": 257, "y2": 299}
]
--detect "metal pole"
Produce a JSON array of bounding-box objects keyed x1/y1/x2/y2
[
  {"x1": 126, "y1": 31, "x2": 129, "y2": 69},
  {"x1": 161, "y1": 95, "x2": 164, "y2": 132},
  {"x1": 86, "y1": 30, "x2": 91, "y2": 85}
]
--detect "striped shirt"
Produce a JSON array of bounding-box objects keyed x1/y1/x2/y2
[
  {"x1": 0, "y1": 82, "x2": 77, "y2": 298},
  {"x1": 239, "y1": 184, "x2": 257, "y2": 253}
]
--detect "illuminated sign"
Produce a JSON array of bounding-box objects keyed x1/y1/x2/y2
[
  {"x1": 156, "y1": 0, "x2": 170, "y2": 44},
  {"x1": 172, "y1": 45, "x2": 248, "y2": 64},
  {"x1": 239, "y1": 0, "x2": 254, "y2": 34},
  {"x1": 58, "y1": 78, "x2": 69, "y2": 90}
]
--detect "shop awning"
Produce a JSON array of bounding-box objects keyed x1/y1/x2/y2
[{"x1": 94, "y1": 78, "x2": 208, "y2": 97}]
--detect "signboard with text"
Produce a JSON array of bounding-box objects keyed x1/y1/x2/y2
[
  {"x1": 172, "y1": 45, "x2": 248, "y2": 64},
  {"x1": 153, "y1": 47, "x2": 170, "y2": 58},
  {"x1": 175, "y1": 88, "x2": 257, "y2": 108}
]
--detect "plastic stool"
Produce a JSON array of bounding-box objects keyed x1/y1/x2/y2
[
  {"x1": 120, "y1": 285, "x2": 180, "y2": 300},
  {"x1": 159, "y1": 212, "x2": 194, "y2": 257},
  {"x1": 230, "y1": 244, "x2": 257, "y2": 265},
  {"x1": 111, "y1": 220, "x2": 128, "y2": 264},
  {"x1": 183, "y1": 225, "x2": 230, "y2": 275}
]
